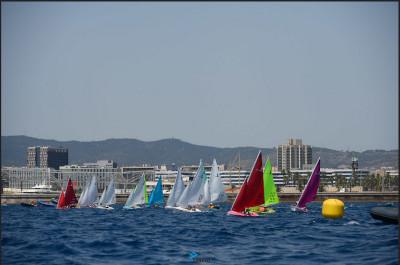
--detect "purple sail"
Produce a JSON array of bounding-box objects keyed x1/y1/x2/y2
[{"x1": 297, "y1": 159, "x2": 320, "y2": 208}]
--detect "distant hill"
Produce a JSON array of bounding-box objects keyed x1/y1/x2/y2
[{"x1": 1, "y1": 135, "x2": 398, "y2": 170}]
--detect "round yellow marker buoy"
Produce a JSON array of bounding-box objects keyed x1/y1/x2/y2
[{"x1": 322, "y1": 199, "x2": 344, "y2": 219}]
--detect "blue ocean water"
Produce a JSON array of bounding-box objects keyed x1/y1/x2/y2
[{"x1": 2, "y1": 202, "x2": 398, "y2": 265}]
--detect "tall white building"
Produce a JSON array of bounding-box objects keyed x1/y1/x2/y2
[{"x1": 277, "y1": 139, "x2": 312, "y2": 171}]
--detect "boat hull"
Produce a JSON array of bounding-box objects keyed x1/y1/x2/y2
[
  {"x1": 170, "y1": 206, "x2": 202, "y2": 212},
  {"x1": 37, "y1": 200, "x2": 56, "y2": 207},
  {"x1": 291, "y1": 205, "x2": 308, "y2": 213},
  {"x1": 370, "y1": 207, "x2": 398, "y2": 224},
  {"x1": 227, "y1": 210, "x2": 259, "y2": 217},
  {"x1": 21, "y1": 202, "x2": 37, "y2": 207},
  {"x1": 96, "y1": 205, "x2": 114, "y2": 210}
]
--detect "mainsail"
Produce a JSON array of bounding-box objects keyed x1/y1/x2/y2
[
  {"x1": 176, "y1": 160, "x2": 206, "y2": 208},
  {"x1": 78, "y1": 177, "x2": 90, "y2": 206},
  {"x1": 209, "y1": 159, "x2": 227, "y2": 204},
  {"x1": 296, "y1": 158, "x2": 321, "y2": 209},
  {"x1": 166, "y1": 168, "x2": 185, "y2": 207},
  {"x1": 98, "y1": 177, "x2": 116, "y2": 207},
  {"x1": 56, "y1": 189, "x2": 65, "y2": 209},
  {"x1": 186, "y1": 160, "x2": 208, "y2": 207},
  {"x1": 230, "y1": 151, "x2": 264, "y2": 213},
  {"x1": 124, "y1": 174, "x2": 148, "y2": 208},
  {"x1": 63, "y1": 178, "x2": 78, "y2": 207},
  {"x1": 263, "y1": 159, "x2": 279, "y2": 206},
  {"x1": 79, "y1": 176, "x2": 98, "y2": 207},
  {"x1": 148, "y1": 177, "x2": 164, "y2": 206},
  {"x1": 201, "y1": 178, "x2": 211, "y2": 205}
]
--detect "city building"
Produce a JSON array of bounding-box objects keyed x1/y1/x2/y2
[
  {"x1": 277, "y1": 139, "x2": 312, "y2": 171},
  {"x1": 83, "y1": 160, "x2": 117, "y2": 168},
  {"x1": 27, "y1": 146, "x2": 68, "y2": 170}
]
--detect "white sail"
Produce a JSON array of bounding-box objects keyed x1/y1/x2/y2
[
  {"x1": 104, "y1": 177, "x2": 116, "y2": 206},
  {"x1": 176, "y1": 180, "x2": 191, "y2": 208},
  {"x1": 80, "y1": 175, "x2": 98, "y2": 207},
  {"x1": 166, "y1": 169, "x2": 185, "y2": 207},
  {"x1": 78, "y1": 177, "x2": 90, "y2": 206},
  {"x1": 209, "y1": 159, "x2": 227, "y2": 203},
  {"x1": 186, "y1": 160, "x2": 208, "y2": 207},
  {"x1": 124, "y1": 174, "x2": 146, "y2": 208},
  {"x1": 98, "y1": 188, "x2": 107, "y2": 206},
  {"x1": 201, "y1": 178, "x2": 211, "y2": 205}
]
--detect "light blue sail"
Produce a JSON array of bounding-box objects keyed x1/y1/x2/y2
[{"x1": 148, "y1": 176, "x2": 164, "y2": 207}]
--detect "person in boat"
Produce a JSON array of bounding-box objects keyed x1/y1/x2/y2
[{"x1": 208, "y1": 203, "x2": 220, "y2": 209}]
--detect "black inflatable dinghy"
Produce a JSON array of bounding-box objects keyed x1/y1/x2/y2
[{"x1": 370, "y1": 207, "x2": 398, "y2": 224}]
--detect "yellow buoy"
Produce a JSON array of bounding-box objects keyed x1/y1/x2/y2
[{"x1": 322, "y1": 199, "x2": 344, "y2": 219}]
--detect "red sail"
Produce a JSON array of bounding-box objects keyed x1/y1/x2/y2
[
  {"x1": 231, "y1": 152, "x2": 264, "y2": 212},
  {"x1": 64, "y1": 178, "x2": 78, "y2": 207},
  {"x1": 231, "y1": 179, "x2": 248, "y2": 212},
  {"x1": 57, "y1": 190, "x2": 65, "y2": 209}
]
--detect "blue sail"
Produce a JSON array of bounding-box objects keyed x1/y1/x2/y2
[{"x1": 148, "y1": 177, "x2": 164, "y2": 207}]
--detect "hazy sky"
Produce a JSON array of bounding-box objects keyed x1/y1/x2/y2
[{"x1": 1, "y1": 2, "x2": 398, "y2": 151}]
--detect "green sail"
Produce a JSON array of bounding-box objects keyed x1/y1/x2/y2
[
  {"x1": 263, "y1": 159, "x2": 279, "y2": 206},
  {"x1": 144, "y1": 176, "x2": 148, "y2": 204}
]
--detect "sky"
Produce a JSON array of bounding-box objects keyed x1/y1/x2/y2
[{"x1": 1, "y1": 2, "x2": 398, "y2": 151}]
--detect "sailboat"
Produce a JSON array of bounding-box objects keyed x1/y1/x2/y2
[
  {"x1": 291, "y1": 158, "x2": 321, "y2": 212},
  {"x1": 148, "y1": 176, "x2": 164, "y2": 207},
  {"x1": 57, "y1": 178, "x2": 78, "y2": 209},
  {"x1": 56, "y1": 189, "x2": 65, "y2": 209},
  {"x1": 77, "y1": 176, "x2": 99, "y2": 208},
  {"x1": 248, "y1": 158, "x2": 279, "y2": 214},
  {"x1": 204, "y1": 158, "x2": 227, "y2": 209},
  {"x1": 165, "y1": 168, "x2": 185, "y2": 208},
  {"x1": 175, "y1": 160, "x2": 206, "y2": 212},
  {"x1": 97, "y1": 177, "x2": 116, "y2": 210},
  {"x1": 123, "y1": 174, "x2": 148, "y2": 209},
  {"x1": 227, "y1": 151, "x2": 264, "y2": 217}
]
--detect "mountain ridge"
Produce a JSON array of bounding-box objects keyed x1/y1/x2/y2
[{"x1": 1, "y1": 135, "x2": 398, "y2": 170}]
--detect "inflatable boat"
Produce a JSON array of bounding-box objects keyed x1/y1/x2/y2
[{"x1": 370, "y1": 207, "x2": 398, "y2": 224}]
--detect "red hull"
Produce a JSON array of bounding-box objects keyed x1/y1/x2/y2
[{"x1": 227, "y1": 210, "x2": 259, "y2": 217}]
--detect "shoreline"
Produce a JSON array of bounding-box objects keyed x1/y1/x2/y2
[{"x1": 1, "y1": 192, "x2": 398, "y2": 204}]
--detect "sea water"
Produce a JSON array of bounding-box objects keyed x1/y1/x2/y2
[{"x1": 2, "y1": 202, "x2": 398, "y2": 265}]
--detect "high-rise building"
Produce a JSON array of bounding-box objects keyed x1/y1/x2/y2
[
  {"x1": 27, "y1": 146, "x2": 68, "y2": 170},
  {"x1": 277, "y1": 139, "x2": 312, "y2": 172}
]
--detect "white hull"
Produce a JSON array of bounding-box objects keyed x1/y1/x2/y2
[
  {"x1": 291, "y1": 205, "x2": 308, "y2": 213},
  {"x1": 170, "y1": 206, "x2": 202, "y2": 212},
  {"x1": 96, "y1": 205, "x2": 114, "y2": 210}
]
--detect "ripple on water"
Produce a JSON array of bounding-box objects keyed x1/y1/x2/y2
[{"x1": 2, "y1": 203, "x2": 398, "y2": 265}]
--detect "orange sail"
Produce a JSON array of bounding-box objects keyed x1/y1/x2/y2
[
  {"x1": 63, "y1": 179, "x2": 78, "y2": 208},
  {"x1": 230, "y1": 151, "x2": 264, "y2": 214},
  {"x1": 56, "y1": 190, "x2": 65, "y2": 209}
]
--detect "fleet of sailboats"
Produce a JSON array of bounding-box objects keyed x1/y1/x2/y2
[{"x1": 52, "y1": 155, "x2": 321, "y2": 215}]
